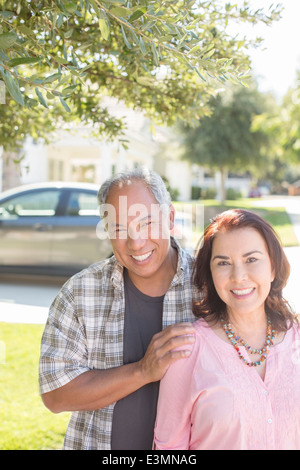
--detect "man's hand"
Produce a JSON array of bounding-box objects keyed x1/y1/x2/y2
[
  {"x1": 41, "y1": 322, "x2": 195, "y2": 413},
  {"x1": 138, "y1": 322, "x2": 195, "y2": 383}
]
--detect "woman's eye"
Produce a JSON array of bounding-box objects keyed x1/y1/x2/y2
[
  {"x1": 218, "y1": 261, "x2": 229, "y2": 266},
  {"x1": 247, "y1": 257, "x2": 257, "y2": 263}
]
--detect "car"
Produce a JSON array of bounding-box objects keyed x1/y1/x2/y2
[
  {"x1": 0, "y1": 182, "x2": 194, "y2": 277},
  {"x1": 0, "y1": 182, "x2": 112, "y2": 276}
]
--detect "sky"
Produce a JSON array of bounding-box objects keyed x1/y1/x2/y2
[{"x1": 234, "y1": 0, "x2": 300, "y2": 99}]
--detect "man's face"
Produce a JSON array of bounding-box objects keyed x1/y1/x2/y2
[{"x1": 104, "y1": 180, "x2": 175, "y2": 283}]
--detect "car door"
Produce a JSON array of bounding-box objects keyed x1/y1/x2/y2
[
  {"x1": 50, "y1": 188, "x2": 112, "y2": 270},
  {"x1": 0, "y1": 188, "x2": 63, "y2": 268}
]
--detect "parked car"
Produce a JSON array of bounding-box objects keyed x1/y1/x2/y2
[
  {"x1": 0, "y1": 182, "x2": 194, "y2": 277},
  {"x1": 0, "y1": 182, "x2": 112, "y2": 276}
]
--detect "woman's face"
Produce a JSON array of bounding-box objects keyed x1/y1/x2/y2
[{"x1": 210, "y1": 227, "x2": 275, "y2": 319}]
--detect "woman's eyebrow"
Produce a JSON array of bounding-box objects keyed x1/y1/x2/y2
[
  {"x1": 211, "y1": 255, "x2": 230, "y2": 261},
  {"x1": 242, "y1": 250, "x2": 263, "y2": 257}
]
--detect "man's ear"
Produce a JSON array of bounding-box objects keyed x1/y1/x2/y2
[{"x1": 169, "y1": 204, "x2": 175, "y2": 230}]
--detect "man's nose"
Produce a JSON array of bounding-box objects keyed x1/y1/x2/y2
[{"x1": 127, "y1": 226, "x2": 147, "y2": 250}]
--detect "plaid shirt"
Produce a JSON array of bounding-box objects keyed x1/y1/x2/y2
[{"x1": 39, "y1": 238, "x2": 199, "y2": 450}]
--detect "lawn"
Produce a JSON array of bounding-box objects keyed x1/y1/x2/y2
[
  {"x1": 175, "y1": 198, "x2": 299, "y2": 248},
  {"x1": 0, "y1": 322, "x2": 70, "y2": 450}
]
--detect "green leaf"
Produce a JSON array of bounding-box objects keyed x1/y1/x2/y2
[
  {"x1": 0, "y1": 32, "x2": 17, "y2": 50},
  {"x1": 61, "y1": 85, "x2": 77, "y2": 96},
  {"x1": 151, "y1": 42, "x2": 159, "y2": 66},
  {"x1": 121, "y1": 25, "x2": 131, "y2": 49},
  {"x1": 9, "y1": 57, "x2": 41, "y2": 67},
  {"x1": 42, "y1": 73, "x2": 62, "y2": 84},
  {"x1": 35, "y1": 87, "x2": 48, "y2": 108},
  {"x1": 194, "y1": 67, "x2": 206, "y2": 82},
  {"x1": 99, "y1": 11, "x2": 110, "y2": 40},
  {"x1": 55, "y1": 56, "x2": 69, "y2": 65},
  {"x1": 129, "y1": 9, "x2": 146, "y2": 22},
  {"x1": 188, "y1": 44, "x2": 201, "y2": 55},
  {"x1": 1, "y1": 70, "x2": 24, "y2": 105},
  {"x1": 110, "y1": 7, "x2": 129, "y2": 17},
  {"x1": 139, "y1": 36, "x2": 146, "y2": 55},
  {"x1": 17, "y1": 25, "x2": 35, "y2": 38},
  {"x1": 60, "y1": 97, "x2": 71, "y2": 112},
  {"x1": 0, "y1": 11, "x2": 14, "y2": 19}
]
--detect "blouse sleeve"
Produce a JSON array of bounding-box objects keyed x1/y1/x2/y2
[{"x1": 153, "y1": 331, "x2": 201, "y2": 450}]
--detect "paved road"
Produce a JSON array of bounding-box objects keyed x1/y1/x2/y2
[{"x1": 0, "y1": 275, "x2": 63, "y2": 324}]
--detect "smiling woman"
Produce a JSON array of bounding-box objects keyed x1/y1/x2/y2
[
  {"x1": 193, "y1": 209, "x2": 293, "y2": 332},
  {"x1": 153, "y1": 209, "x2": 300, "y2": 450}
]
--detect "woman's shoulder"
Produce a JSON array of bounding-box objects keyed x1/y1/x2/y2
[
  {"x1": 192, "y1": 318, "x2": 214, "y2": 345},
  {"x1": 193, "y1": 318, "x2": 213, "y2": 335}
]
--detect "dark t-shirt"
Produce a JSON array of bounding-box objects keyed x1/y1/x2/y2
[{"x1": 111, "y1": 269, "x2": 164, "y2": 450}]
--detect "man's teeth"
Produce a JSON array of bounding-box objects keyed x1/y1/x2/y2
[
  {"x1": 232, "y1": 288, "x2": 254, "y2": 296},
  {"x1": 131, "y1": 251, "x2": 152, "y2": 261}
]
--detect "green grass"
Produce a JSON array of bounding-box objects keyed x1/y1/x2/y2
[
  {"x1": 0, "y1": 323, "x2": 70, "y2": 450},
  {"x1": 175, "y1": 198, "x2": 299, "y2": 247}
]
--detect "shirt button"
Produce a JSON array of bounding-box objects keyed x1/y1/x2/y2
[
  {"x1": 267, "y1": 418, "x2": 273, "y2": 424},
  {"x1": 264, "y1": 390, "x2": 268, "y2": 395}
]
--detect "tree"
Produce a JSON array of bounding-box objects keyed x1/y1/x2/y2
[
  {"x1": 0, "y1": 1, "x2": 281, "y2": 151},
  {"x1": 180, "y1": 81, "x2": 271, "y2": 203},
  {"x1": 251, "y1": 71, "x2": 300, "y2": 190}
]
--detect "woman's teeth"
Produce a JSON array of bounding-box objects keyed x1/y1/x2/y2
[{"x1": 231, "y1": 288, "x2": 254, "y2": 296}]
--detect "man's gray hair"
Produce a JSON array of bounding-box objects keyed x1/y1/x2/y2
[{"x1": 98, "y1": 167, "x2": 172, "y2": 206}]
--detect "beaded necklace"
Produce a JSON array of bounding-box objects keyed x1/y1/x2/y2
[{"x1": 220, "y1": 316, "x2": 275, "y2": 367}]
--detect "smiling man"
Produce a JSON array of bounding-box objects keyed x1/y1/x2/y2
[{"x1": 39, "y1": 167, "x2": 197, "y2": 450}]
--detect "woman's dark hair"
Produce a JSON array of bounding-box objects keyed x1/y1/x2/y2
[{"x1": 193, "y1": 209, "x2": 297, "y2": 332}]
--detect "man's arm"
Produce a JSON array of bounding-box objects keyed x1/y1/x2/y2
[{"x1": 41, "y1": 322, "x2": 195, "y2": 413}]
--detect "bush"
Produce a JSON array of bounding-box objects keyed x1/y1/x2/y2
[{"x1": 226, "y1": 187, "x2": 242, "y2": 200}]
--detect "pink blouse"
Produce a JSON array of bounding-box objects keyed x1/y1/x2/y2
[{"x1": 154, "y1": 319, "x2": 300, "y2": 450}]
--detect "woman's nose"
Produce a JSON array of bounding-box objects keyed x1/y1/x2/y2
[{"x1": 230, "y1": 263, "x2": 248, "y2": 282}]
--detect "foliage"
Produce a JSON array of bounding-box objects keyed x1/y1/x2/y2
[
  {"x1": 278, "y1": 72, "x2": 300, "y2": 166},
  {"x1": 251, "y1": 72, "x2": 300, "y2": 187},
  {"x1": 179, "y1": 81, "x2": 272, "y2": 201},
  {"x1": 0, "y1": 0, "x2": 281, "y2": 150}
]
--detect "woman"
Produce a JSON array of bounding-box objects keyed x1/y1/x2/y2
[{"x1": 154, "y1": 209, "x2": 300, "y2": 450}]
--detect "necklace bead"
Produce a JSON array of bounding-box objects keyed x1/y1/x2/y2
[{"x1": 220, "y1": 316, "x2": 275, "y2": 367}]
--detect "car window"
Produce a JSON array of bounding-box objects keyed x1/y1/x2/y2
[
  {"x1": 66, "y1": 191, "x2": 99, "y2": 216},
  {"x1": 0, "y1": 190, "x2": 61, "y2": 217}
]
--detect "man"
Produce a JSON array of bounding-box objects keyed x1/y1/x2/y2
[{"x1": 39, "y1": 168, "x2": 198, "y2": 450}]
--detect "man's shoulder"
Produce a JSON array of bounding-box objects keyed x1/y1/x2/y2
[{"x1": 64, "y1": 256, "x2": 121, "y2": 289}]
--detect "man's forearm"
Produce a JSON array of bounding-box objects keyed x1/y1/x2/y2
[
  {"x1": 41, "y1": 362, "x2": 147, "y2": 413},
  {"x1": 41, "y1": 322, "x2": 195, "y2": 413}
]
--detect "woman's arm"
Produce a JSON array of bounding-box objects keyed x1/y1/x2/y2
[{"x1": 153, "y1": 335, "x2": 199, "y2": 450}]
